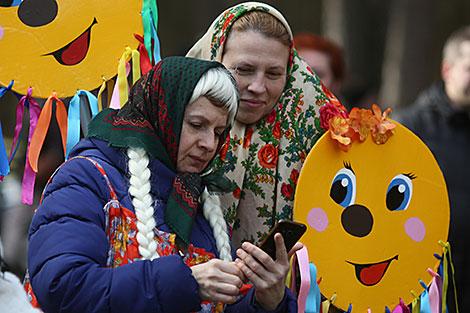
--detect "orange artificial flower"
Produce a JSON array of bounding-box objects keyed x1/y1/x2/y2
[
  {"x1": 349, "y1": 108, "x2": 375, "y2": 142},
  {"x1": 328, "y1": 116, "x2": 352, "y2": 151},
  {"x1": 370, "y1": 104, "x2": 396, "y2": 144}
]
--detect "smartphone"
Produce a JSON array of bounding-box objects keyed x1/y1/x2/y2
[{"x1": 258, "y1": 220, "x2": 307, "y2": 260}]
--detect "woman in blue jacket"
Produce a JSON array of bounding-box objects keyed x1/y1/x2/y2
[{"x1": 27, "y1": 56, "x2": 297, "y2": 313}]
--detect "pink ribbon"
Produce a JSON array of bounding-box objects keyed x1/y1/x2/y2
[
  {"x1": 9, "y1": 88, "x2": 41, "y2": 205},
  {"x1": 295, "y1": 246, "x2": 311, "y2": 313},
  {"x1": 392, "y1": 298, "x2": 410, "y2": 313},
  {"x1": 427, "y1": 268, "x2": 442, "y2": 313}
]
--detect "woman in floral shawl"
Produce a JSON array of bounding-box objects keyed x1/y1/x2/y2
[{"x1": 187, "y1": 2, "x2": 340, "y2": 247}]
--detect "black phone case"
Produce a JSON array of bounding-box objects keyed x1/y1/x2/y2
[{"x1": 258, "y1": 220, "x2": 307, "y2": 259}]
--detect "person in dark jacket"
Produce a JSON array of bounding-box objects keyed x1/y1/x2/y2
[
  {"x1": 27, "y1": 56, "x2": 299, "y2": 313},
  {"x1": 396, "y1": 25, "x2": 470, "y2": 313}
]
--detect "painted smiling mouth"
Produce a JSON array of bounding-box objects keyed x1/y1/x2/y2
[
  {"x1": 346, "y1": 255, "x2": 398, "y2": 286},
  {"x1": 44, "y1": 18, "x2": 97, "y2": 66}
]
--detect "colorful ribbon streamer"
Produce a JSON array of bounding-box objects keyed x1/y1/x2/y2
[
  {"x1": 419, "y1": 279, "x2": 432, "y2": 313},
  {"x1": 116, "y1": 47, "x2": 141, "y2": 107},
  {"x1": 295, "y1": 246, "x2": 311, "y2": 313},
  {"x1": 305, "y1": 263, "x2": 321, "y2": 313},
  {"x1": 392, "y1": 298, "x2": 411, "y2": 313},
  {"x1": 411, "y1": 290, "x2": 421, "y2": 313},
  {"x1": 439, "y1": 241, "x2": 459, "y2": 313},
  {"x1": 427, "y1": 269, "x2": 442, "y2": 313},
  {"x1": 96, "y1": 77, "x2": 115, "y2": 112},
  {"x1": 134, "y1": 34, "x2": 153, "y2": 75},
  {"x1": 0, "y1": 80, "x2": 14, "y2": 180},
  {"x1": 321, "y1": 294, "x2": 337, "y2": 313},
  {"x1": 9, "y1": 88, "x2": 41, "y2": 205},
  {"x1": 66, "y1": 90, "x2": 98, "y2": 159},
  {"x1": 142, "y1": 0, "x2": 161, "y2": 63},
  {"x1": 0, "y1": 122, "x2": 10, "y2": 181},
  {"x1": 28, "y1": 92, "x2": 68, "y2": 174}
]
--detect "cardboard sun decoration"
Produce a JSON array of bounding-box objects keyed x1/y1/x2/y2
[
  {"x1": 294, "y1": 121, "x2": 449, "y2": 312},
  {"x1": 0, "y1": 0, "x2": 142, "y2": 98}
]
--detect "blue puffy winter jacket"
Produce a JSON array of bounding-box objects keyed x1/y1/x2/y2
[{"x1": 28, "y1": 138, "x2": 297, "y2": 313}]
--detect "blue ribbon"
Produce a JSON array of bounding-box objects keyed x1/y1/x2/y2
[
  {"x1": 142, "y1": 0, "x2": 161, "y2": 63},
  {"x1": 305, "y1": 263, "x2": 321, "y2": 313},
  {"x1": 0, "y1": 81, "x2": 14, "y2": 178},
  {"x1": 66, "y1": 90, "x2": 98, "y2": 159},
  {"x1": 419, "y1": 279, "x2": 431, "y2": 313},
  {"x1": 0, "y1": 123, "x2": 10, "y2": 179},
  {"x1": 151, "y1": 14, "x2": 161, "y2": 63},
  {"x1": 4, "y1": 0, "x2": 21, "y2": 6},
  {"x1": 0, "y1": 80, "x2": 14, "y2": 98}
]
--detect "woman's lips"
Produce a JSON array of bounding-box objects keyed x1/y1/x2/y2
[
  {"x1": 44, "y1": 18, "x2": 97, "y2": 66},
  {"x1": 190, "y1": 156, "x2": 207, "y2": 166},
  {"x1": 241, "y1": 99, "x2": 265, "y2": 109}
]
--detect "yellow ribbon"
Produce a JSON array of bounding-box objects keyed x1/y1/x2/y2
[
  {"x1": 117, "y1": 47, "x2": 141, "y2": 107},
  {"x1": 96, "y1": 77, "x2": 115, "y2": 112},
  {"x1": 439, "y1": 240, "x2": 459, "y2": 313},
  {"x1": 321, "y1": 293, "x2": 336, "y2": 313},
  {"x1": 411, "y1": 290, "x2": 420, "y2": 313}
]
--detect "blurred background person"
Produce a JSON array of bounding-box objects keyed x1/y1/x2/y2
[
  {"x1": 396, "y1": 25, "x2": 470, "y2": 313},
  {"x1": 294, "y1": 32, "x2": 345, "y2": 101},
  {"x1": 0, "y1": 238, "x2": 40, "y2": 313}
]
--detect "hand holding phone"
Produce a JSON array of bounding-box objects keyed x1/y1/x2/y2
[{"x1": 258, "y1": 220, "x2": 307, "y2": 260}]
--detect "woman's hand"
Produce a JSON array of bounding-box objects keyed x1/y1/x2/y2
[
  {"x1": 191, "y1": 259, "x2": 245, "y2": 304},
  {"x1": 235, "y1": 233, "x2": 303, "y2": 311}
]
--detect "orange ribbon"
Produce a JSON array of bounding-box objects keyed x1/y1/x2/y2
[{"x1": 28, "y1": 92, "x2": 68, "y2": 173}]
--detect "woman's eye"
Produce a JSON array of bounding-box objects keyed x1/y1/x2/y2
[
  {"x1": 266, "y1": 72, "x2": 283, "y2": 80},
  {"x1": 330, "y1": 167, "x2": 356, "y2": 207},
  {"x1": 189, "y1": 122, "x2": 202, "y2": 129},
  {"x1": 386, "y1": 174, "x2": 413, "y2": 211},
  {"x1": 236, "y1": 67, "x2": 255, "y2": 76}
]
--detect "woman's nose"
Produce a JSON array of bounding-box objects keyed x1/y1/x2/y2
[
  {"x1": 199, "y1": 134, "x2": 217, "y2": 152},
  {"x1": 18, "y1": 0, "x2": 58, "y2": 27},
  {"x1": 247, "y1": 72, "x2": 267, "y2": 94}
]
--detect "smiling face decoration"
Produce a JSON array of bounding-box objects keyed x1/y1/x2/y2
[
  {"x1": 294, "y1": 121, "x2": 449, "y2": 312},
  {"x1": 0, "y1": 0, "x2": 142, "y2": 97}
]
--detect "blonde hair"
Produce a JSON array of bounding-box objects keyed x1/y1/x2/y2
[
  {"x1": 190, "y1": 67, "x2": 239, "y2": 126},
  {"x1": 230, "y1": 11, "x2": 291, "y2": 48},
  {"x1": 127, "y1": 147, "x2": 159, "y2": 260},
  {"x1": 128, "y1": 146, "x2": 232, "y2": 261}
]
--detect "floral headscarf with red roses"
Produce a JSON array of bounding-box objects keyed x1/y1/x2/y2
[{"x1": 187, "y1": 2, "x2": 340, "y2": 246}]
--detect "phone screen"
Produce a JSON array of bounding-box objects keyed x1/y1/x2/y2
[{"x1": 258, "y1": 220, "x2": 307, "y2": 259}]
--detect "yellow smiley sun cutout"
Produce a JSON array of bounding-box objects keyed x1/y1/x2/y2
[
  {"x1": 0, "y1": 1, "x2": 142, "y2": 97},
  {"x1": 294, "y1": 105, "x2": 449, "y2": 312}
]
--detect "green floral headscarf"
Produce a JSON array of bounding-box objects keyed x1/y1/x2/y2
[
  {"x1": 88, "y1": 56, "x2": 227, "y2": 245},
  {"x1": 188, "y1": 2, "x2": 338, "y2": 246}
]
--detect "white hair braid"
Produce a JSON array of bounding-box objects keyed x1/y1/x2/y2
[
  {"x1": 201, "y1": 188, "x2": 232, "y2": 261},
  {"x1": 127, "y1": 147, "x2": 158, "y2": 260}
]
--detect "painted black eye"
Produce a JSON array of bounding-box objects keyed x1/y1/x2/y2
[
  {"x1": 386, "y1": 174, "x2": 413, "y2": 211},
  {"x1": 18, "y1": 0, "x2": 58, "y2": 27},
  {"x1": 330, "y1": 167, "x2": 356, "y2": 207}
]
